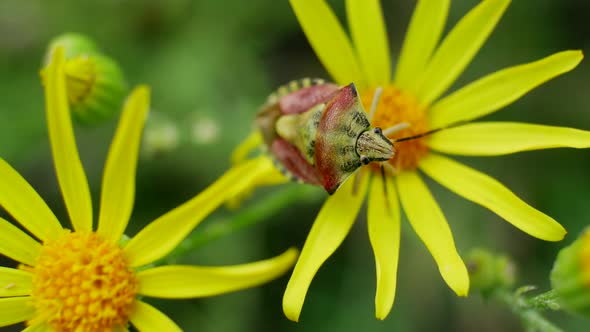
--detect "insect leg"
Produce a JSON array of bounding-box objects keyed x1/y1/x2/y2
[
  {"x1": 352, "y1": 169, "x2": 366, "y2": 196},
  {"x1": 379, "y1": 165, "x2": 393, "y2": 215},
  {"x1": 381, "y1": 161, "x2": 399, "y2": 176}
]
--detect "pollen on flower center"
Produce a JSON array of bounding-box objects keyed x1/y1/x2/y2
[
  {"x1": 361, "y1": 86, "x2": 430, "y2": 171},
  {"x1": 26, "y1": 231, "x2": 138, "y2": 332}
]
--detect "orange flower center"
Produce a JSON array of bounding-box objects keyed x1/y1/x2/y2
[
  {"x1": 26, "y1": 231, "x2": 137, "y2": 332},
  {"x1": 361, "y1": 85, "x2": 430, "y2": 172},
  {"x1": 580, "y1": 230, "x2": 590, "y2": 284}
]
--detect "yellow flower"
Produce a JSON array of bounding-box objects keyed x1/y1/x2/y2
[
  {"x1": 229, "y1": 0, "x2": 590, "y2": 322},
  {"x1": 0, "y1": 46, "x2": 298, "y2": 332},
  {"x1": 283, "y1": 0, "x2": 589, "y2": 321}
]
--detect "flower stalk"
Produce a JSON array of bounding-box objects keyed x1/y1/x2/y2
[
  {"x1": 467, "y1": 248, "x2": 563, "y2": 332},
  {"x1": 491, "y1": 288, "x2": 562, "y2": 332},
  {"x1": 163, "y1": 185, "x2": 323, "y2": 265}
]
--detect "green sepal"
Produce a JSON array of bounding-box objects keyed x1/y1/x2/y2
[
  {"x1": 551, "y1": 229, "x2": 590, "y2": 317},
  {"x1": 69, "y1": 54, "x2": 128, "y2": 126}
]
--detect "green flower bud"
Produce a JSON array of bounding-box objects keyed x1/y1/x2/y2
[
  {"x1": 467, "y1": 248, "x2": 516, "y2": 297},
  {"x1": 44, "y1": 33, "x2": 99, "y2": 65},
  {"x1": 551, "y1": 229, "x2": 590, "y2": 316},
  {"x1": 64, "y1": 54, "x2": 128, "y2": 125},
  {"x1": 42, "y1": 33, "x2": 128, "y2": 125}
]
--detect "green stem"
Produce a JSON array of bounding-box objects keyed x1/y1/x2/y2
[
  {"x1": 161, "y1": 185, "x2": 323, "y2": 264},
  {"x1": 528, "y1": 290, "x2": 560, "y2": 311},
  {"x1": 493, "y1": 289, "x2": 563, "y2": 332}
]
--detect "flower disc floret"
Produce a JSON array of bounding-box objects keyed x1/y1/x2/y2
[
  {"x1": 362, "y1": 86, "x2": 430, "y2": 171},
  {"x1": 28, "y1": 231, "x2": 138, "y2": 332}
]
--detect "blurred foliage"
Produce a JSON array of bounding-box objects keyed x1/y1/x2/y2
[{"x1": 1, "y1": 0, "x2": 590, "y2": 331}]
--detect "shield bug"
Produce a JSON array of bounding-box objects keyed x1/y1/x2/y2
[{"x1": 256, "y1": 78, "x2": 397, "y2": 194}]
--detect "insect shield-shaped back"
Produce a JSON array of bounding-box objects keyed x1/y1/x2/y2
[
  {"x1": 315, "y1": 83, "x2": 382, "y2": 194},
  {"x1": 256, "y1": 79, "x2": 393, "y2": 195},
  {"x1": 257, "y1": 79, "x2": 340, "y2": 187}
]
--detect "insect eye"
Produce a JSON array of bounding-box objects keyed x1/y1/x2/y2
[
  {"x1": 373, "y1": 127, "x2": 382, "y2": 135},
  {"x1": 360, "y1": 155, "x2": 370, "y2": 165}
]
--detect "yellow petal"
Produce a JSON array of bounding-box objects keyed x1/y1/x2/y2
[
  {"x1": 428, "y1": 122, "x2": 590, "y2": 156},
  {"x1": 395, "y1": 171, "x2": 469, "y2": 296},
  {"x1": 22, "y1": 322, "x2": 52, "y2": 332},
  {"x1": 0, "y1": 217, "x2": 41, "y2": 266},
  {"x1": 367, "y1": 174, "x2": 400, "y2": 320},
  {"x1": 289, "y1": 0, "x2": 364, "y2": 87},
  {"x1": 231, "y1": 130, "x2": 262, "y2": 165},
  {"x1": 395, "y1": 0, "x2": 450, "y2": 91},
  {"x1": 429, "y1": 51, "x2": 584, "y2": 128},
  {"x1": 0, "y1": 158, "x2": 62, "y2": 241},
  {"x1": 113, "y1": 326, "x2": 130, "y2": 332},
  {"x1": 44, "y1": 46, "x2": 93, "y2": 232},
  {"x1": 415, "y1": 0, "x2": 510, "y2": 106},
  {"x1": 283, "y1": 173, "x2": 368, "y2": 322},
  {"x1": 0, "y1": 267, "x2": 32, "y2": 297},
  {"x1": 113, "y1": 326, "x2": 129, "y2": 332},
  {"x1": 124, "y1": 156, "x2": 277, "y2": 267},
  {"x1": 0, "y1": 296, "x2": 35, "y2": 327},
  {"x1": 97, "y1": 86, "x2": 150, "y2": 243},
  {"x1": 419, "y1": 153, "x2": 566, "y2": 241},
  {"x1": 346, "y1": 0, "x2": 390, "y2": 86},
  {"x1": 129, "y1": 300, "x2": 181, "y2": 332},
  {"x1": 137, "y1": 248, "x2": 298, "y2": 298}
]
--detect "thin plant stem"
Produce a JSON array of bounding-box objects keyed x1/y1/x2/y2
[
  {"x1": 160, "y1": 185, "x2": 323, "y2": 264},
  {"x1": 492, "y1": 289, "x2": 563, "y2": 332}
]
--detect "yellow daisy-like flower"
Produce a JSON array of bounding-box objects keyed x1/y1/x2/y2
[
  {"x1": 0, "y1": 46, "x2": 298, "y2": 332},
  {"x1": 282, "y1": 0, "x2": 587, "y2": 321},
  {"x1": 230, "y1": 0, "x2": 590, "y2": 322}
]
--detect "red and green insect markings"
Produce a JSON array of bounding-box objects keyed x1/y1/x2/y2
[{"x1": 256, "y1": 78, "x2": 393, "y2": 194}]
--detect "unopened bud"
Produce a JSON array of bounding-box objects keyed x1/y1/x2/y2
[
  {"x1": 551, "y1": 228, "x2": 590, "y2": 316},
  {"x1": 466, "y1": 248, "x2": 516, "y2": 297},
  {"x1": 44, "y1": 33, "x2": 98, "y2": 65},
  {"x1": 42, "y1": 33, "x2": 128, "y2": 125},
  {"x1": 65, "y1": 54, "x2": 127, "y2": 124}
]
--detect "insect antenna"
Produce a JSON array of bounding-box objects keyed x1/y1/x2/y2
[
  {"x1": 394, "y1": 127, "x2": 445, "y2": 142},
  {"x1": 366, "y1": 86, "x2": 468, "y2": 145},
  {"x1": 391, "y1": 120, "x2": 470, "y2": 143}
]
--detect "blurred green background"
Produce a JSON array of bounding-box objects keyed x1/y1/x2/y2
[{"x1": 1, "y1": 0, "x2": 590, "y2": 331}]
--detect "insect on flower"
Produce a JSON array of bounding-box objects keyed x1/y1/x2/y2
[{"x1": 257, "y1": 78, "x2": 439, "y2": 194}]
